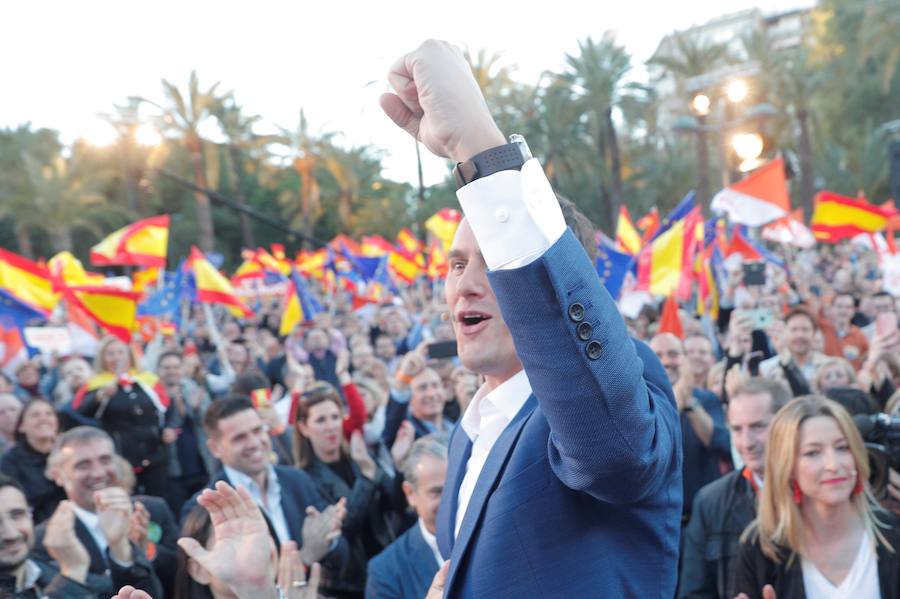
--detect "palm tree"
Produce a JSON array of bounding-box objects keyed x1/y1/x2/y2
[
  {"x1": 18, "y1": 145, "x2": 121, "y2": 253},
  {"x1": 215, "y1": 94, "x2": 280, "y2": 248},
  {"x1": 142, "y1": 71, "x2": 222, "y2": 252},
  {"x1": 565, "y1": 33, "x2": 633, "y2": 229},
  {"x1": 649, "y1": 34, "x2": 733, "y2": 207},
  {"x1": 276, "y1": 110, "x2": 328, "y2": 240},
  {"x1": 859, "y1": 0, "x2": 900, "y2": 93},
  {"x1": 0, "y1": 125, "x2": 63, "y2": 257}
]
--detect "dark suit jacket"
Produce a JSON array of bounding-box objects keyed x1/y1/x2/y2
[
  {"x1": 33, "y1": 514, "x2": 162, "y2": 598},
  {"x1": 181, "y1": 465, "x2": 349, "y2": 572},
  {"x1": 435, "y1": 230, "x2": 683, "y2": 598},
  {"x1": 366, "y1": 521, "x2": 440, "y2": 599},
  {"x1": 133, "y1": 494, "x2": 178, "y2": 599}
]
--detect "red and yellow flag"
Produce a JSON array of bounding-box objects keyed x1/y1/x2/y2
[
  {"x1": 811, "y1": 191, "x2": 897, "y2": 243},
  {"x1": 0, "y1": 249, "x2": 57, "y2": 315},
  {"x1": 189, "y1": 247, "x2": 253, "y2": 317},
  {"x1": 361, "y1": 235, "x2": 395, "y2": 257},
  {"x1": 616, "y1": 206, "x2": 642, "y2": 255},
  {"x1": 396, "y1": 228, "x2": 424, "y2": 255},
  {"x1": 90, "y1": 215, "x2": 170, "y2": 268},
  {"x1": 425, "y1": 208, "x2": 462, "y2": 251},
  {"x1": 62, "y1": 285, "x2": 139, "y2": 343},
  {"x1": 426, "y1": 242, "x2": 449, "y2": 279},
  {"x1": 48, "y1": 252, "x2": 105, "y2": 288},
  {"x1": 388, "y1": 249, "x2": 424, "y2": 284}
]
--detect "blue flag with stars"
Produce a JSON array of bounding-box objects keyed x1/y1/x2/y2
[
  {"x1": 595, "y1": 246, "x2": 634, "y2": 300},
  {"x1": 137, "y1": 265, "x2": 186, "y2": 329},
  {"x1": 0, "y1": 289, "x2": 46, "y2": 330}
]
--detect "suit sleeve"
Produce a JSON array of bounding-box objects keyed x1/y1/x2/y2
[
  {"x1": 733, "y1": 537, "x2": 765, "y2": 599},
  {"x1": 108, "y1": 543, "x2": 164, "y2": 598},
  {"x1": 366, "y1": 554, "x2": 402, "y2": 599},
  {"x1": 341, "y1": 382, "x2": 367, "y2": 439},
  {"x1": 145, "y1": 498, "x2": 179, "y2": 591},
  {"x1": 462, "y1": 161, "x2": 682, "y2": 505},
  {"x1": 698, "y1": 391, "x2": 731, "y2": 458}
]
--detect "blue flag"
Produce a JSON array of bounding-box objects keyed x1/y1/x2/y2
[{"x1": 595, "y1": 246, "x2": 634, "y2": 300}]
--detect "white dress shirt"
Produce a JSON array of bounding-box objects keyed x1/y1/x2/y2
[
  {"x1": 454, "y1": 370, "x2": 533, "y2": 538},
  {"x1": 451, "y1": 158, "x2": 565, "y2": 538},
  {"x1": 72, "y1": 503, "x2": 108, "y2": 555},
  {"x1": 418, "y1": 518, "x2": 444, "y2": 567},
  {"x1": 224, "y1": 464, "x2": 291, "y2": 543}
]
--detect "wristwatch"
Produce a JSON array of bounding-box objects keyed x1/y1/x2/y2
[
  {"x1": 452, "y1": 134, "x2": 532, "y2": 189},
  {"x1": 682, "y1": 398, "x2": 699, "y2": 413}
]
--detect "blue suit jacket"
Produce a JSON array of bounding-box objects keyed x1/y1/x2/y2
[
  {"x1": 435, "y1": 230, "x2": 683, "y2": 598},
  {"x1": 366, "y1": 522, "x2": 439, "y2": 599},
  {"x1": 181, "y1": 465, "x2": 349, "y2": 571}
]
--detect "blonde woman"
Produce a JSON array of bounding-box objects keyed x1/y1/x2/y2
[
  {"x1": 813, "y1": 357, "x2": 858, "y2": 393},
  {"x1": 735, "y1": 395, "x2": 900, "y2": 598}
]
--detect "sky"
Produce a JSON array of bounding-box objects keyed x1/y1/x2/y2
[{"x1": 1, "y1": 0, "x2": 813, "y2": 187}]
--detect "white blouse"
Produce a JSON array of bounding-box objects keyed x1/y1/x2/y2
[{"x1": 801, "y1": 531, "x2": 881, "y2": 599}]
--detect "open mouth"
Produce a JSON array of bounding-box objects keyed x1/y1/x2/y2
[{"x1": 457, "y1": 311, "x2": 491, "y2": 335}]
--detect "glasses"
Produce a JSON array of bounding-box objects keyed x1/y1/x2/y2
[{"x1": 0, "y1": 507, "x2": 33, "y2": 528}]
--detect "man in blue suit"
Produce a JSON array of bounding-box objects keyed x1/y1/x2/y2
[
  {"x1": 180, "y1": 396, "x2": 349, "y2": 572},
  {"x1": 380, "y1": 40, "x2": 683, "y2": 598},
  {"x1": 367, "y1": 434, "x2": 446, "y2": 599}
]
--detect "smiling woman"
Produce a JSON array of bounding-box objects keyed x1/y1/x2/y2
[{"x1": 734, "y1": 395, "x2": 900, "y2": 599}]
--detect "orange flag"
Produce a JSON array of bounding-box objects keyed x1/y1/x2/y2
[{"x1": 658, "y1": 295, "x2": 684, "y2": 340}]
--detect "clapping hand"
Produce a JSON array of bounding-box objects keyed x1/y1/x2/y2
[
  {"x1": 128, "y1": 501, "x2": 151, "y2": 554},
  {"x1": 43, "y1": 501, "x2": 90, "y2": 583},
  {"x1": 95, "y1": 487, "x2": 134, "y2": 563},
  {"x1": 299, "y1": 497, "x2": 346, "y2": 565},
  {"x1": 425, "y1": 561, "x2": 450, "y2": 599},
  {"x1": 350, "y1": 431, "x2": 377, "y2": 480},
  {"x1": 735, "y1": 584, "x2": 777, "y2": 599},
  {"x1": 177, "y1": 481, "x2": 278, "y2": 599},
  {"x1": 111, "y1": 586, "x2": 154, "y2": 599},
  {"x1": 391, "y1": 420, "x2": 416, "y2": 467}
]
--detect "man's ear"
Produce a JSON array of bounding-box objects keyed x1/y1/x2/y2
[
  {"x1": 206, "y1": 436, "x2": 221, "y2": 460},
  {"x1": 186, "y1": 557, "x2": 212, "y2": 585},
  {"x1": 402, "y1": 480, "x2": 416, "y2": 510}
]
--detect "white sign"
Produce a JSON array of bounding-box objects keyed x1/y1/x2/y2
[{"x1": 23, "y1": 327, "x2": 73, "y2": 355}]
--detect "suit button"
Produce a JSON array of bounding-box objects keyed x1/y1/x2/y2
[
  {"x1": 577, "y1": 321, "x2": 593, "y2": 340},
  {"x1": 585, "y1": 341, "x2": 602, "y2": 360},
  {"x1": 568, "y1": 303, "x2": 585, "y2": 322}
]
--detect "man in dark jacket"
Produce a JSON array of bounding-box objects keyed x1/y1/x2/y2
[
  {"x1": 181, "y1": 395, "x2": 349, "y2": 571},
  {"x1": 367, "y1": 434, "x2": 446, "y2": 599},
  {"x1": 679, "y1": 378, "x2": 791, "y2": 599}
]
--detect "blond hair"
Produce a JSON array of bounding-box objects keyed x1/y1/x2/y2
[
  {"x1": 747, "y1": 395, "x2": 893, "y2": 563},
  {"x1": 93, "y1": 335, "x2": 138, "y2": 374},
  {"x1": 813, "y1": 357, "x2": 857, "y2": 392}
]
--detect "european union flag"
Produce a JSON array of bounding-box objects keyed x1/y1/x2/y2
[
  {"x1": 652, "y1": 191, "x2": 696, "y2": 242},
  {"x1": 595, "y1": 246, "x2": 634, "y2": 300},
  {"x1": 137, "y1": 266, "x2": 185, "y2": 329},
  {"x1": 735, "y1": 225, "x2": 786, "y2": 268},
  {"x1": 0, "y1": 289, "x2": 46, "y2": 329}
]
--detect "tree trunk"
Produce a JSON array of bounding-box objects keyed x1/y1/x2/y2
[
  {"x1": 605, "y1": 107, "x2": 623, "y2": 230},
  {"x1": 415, "y1": 140, "x2": 425, "y2": 207},
  {"x1": 14, "y1": 223, "x2": 33, "y2": 259},
  {"x1": 797, "y1": 106, "x2": 815, "y2": 224},
  {"x1": 190, "y1": 147, "x2": 216, "y2": 253},
  {"x1": 229, "y1": 144, "x2": 255, "y2": 249},
  {"x1": 51, "y1": 227, "x2": 73, "y2": 253}
]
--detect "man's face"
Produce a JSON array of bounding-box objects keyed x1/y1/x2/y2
[
  {"x1": 727, "y1": 392, "x2": 774, "y2": 477},
  {"x1": 0, "y1": 395, "x2": 21, "y2": 437},
  {"x1": 157, "y1": 355, "x2": 183, "y2": 387},
  {"x1": 383, "y1": 310, "x2": 409, "y2": 338},
  {"x1": 409, "y1": 369, "x2": 446, "y2": 421},
  {"x1": 374, "y1": 336, "x2": 396, "y2": 361},
  {"x1": 305, "y1": 329, "x2": 328, "y2": 354},
  {"x1": 445, "y1": 220, "x2": 521, "y2": 383},
  {"x1": 51, "y1": 438, "x2": 118, "y2": 511},
  {"x1": 208, "y1": 409, "x2": 272, "y2": 478},
  {"x1": 16, "y1": 364, "x2": 39, "y2": 388},
  {"x1": 786, "y1": 314, "x2": 815, "y2": 357},
  {"x1": 403, "y1": 455, "x2": 447, "y2": 535},
  {"x1": 222, "y1": 321, "x2": 242, "y2": 341},
  {"x1": 0, "y1": 486, "x2": 33, "y2": 572},
  {"x1": 227, "y1": 344, "x2": 250, "y2": 372},
  {"x1": 831, "y1": 295, "x2": 854, "y2": 327},
  {"x1": 61, "y1": 359, "x2": 92, "y2": 391},
  {"x1": 650, "y1": 335, "x2": 684, "y2": 384},
  {"x1": 684, "y1": 337, "x2": 714, "y2": 377}
]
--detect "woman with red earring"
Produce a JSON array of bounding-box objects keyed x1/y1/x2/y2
[{"x1": 734, "y1": 395, "x2": 900, "y2": 599}]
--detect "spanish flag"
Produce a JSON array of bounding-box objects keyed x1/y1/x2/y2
[
  {"x1": 0, "y1": 249, "x2": 57, "y2": 316},
  {"x1": 637, "y1": 207, "x2": 661, "y2": 245},
  {"x1": 425, "y1": 208, "x2": 462, "y2": 251},
  {"x1": 388, "y1": 249, "x2": 424, "y2": 284},
  {"x1": 636, "y1": 204, "x2": 703, "y2": 297},
  {"x1": 361, "y1": 235, "x2": 395, "y2": 257},
  {"x1": 48, "y1": 252, "x2": 106, "y2": 288},
  {"x1": 616, "y1": 206, "x2": 642, "y2": 255},
  {"x1": 811, "y1": 191, "x2": 897, "y2": 243},
  {"x1": 189, "y1": 247, "x2": 253, "y2": 318},
  {"x1": 62, "y1": 285, "x2": 139, "y2": 343},
  {"x1": 296, "y1": 248, "x2": 330, "y2": 279},
  {"x1": 90, "y1": 215, "x2": 170, "y2": 268},
  {"x1": 426, "y1": 242, "x2": 449, "y2": 280},
  {"x1": 396, "y1": 228, "x2": 424, "y2": 255}
]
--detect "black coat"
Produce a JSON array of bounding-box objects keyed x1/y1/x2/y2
[
  {"x1": 0, "y1": 442, "x2": 66, "y2": 524},
  {"x1": 132, "y1": 494, "x2": 179, "y2": 599},
  {"x1": 734, "y1": 516, "x2": 900, "y2": 599},
  {"x1": 303, "y1": 455, "x2": 396, "y2": 595},
  {"x1": 0, "y1": 559, "x2": 97, "y2": 599},
  {"x1": 679, "y1": 469, "x2": 757, "y2": 599}
]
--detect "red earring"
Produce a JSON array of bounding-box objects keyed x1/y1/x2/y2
[
  {"x1": 792, "y1": 480, "x2": 803, "y2": 505},
  {"x1": 853, "y1": 475, "x2": 864, "y2": 495}
]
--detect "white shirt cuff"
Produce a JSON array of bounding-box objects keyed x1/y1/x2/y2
[{"x1": 456, "y1": 158, "x2": 566, "y2": 271}]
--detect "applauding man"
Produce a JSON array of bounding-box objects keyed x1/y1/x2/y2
[{"x1": 381, "y1": 41, "x2": 682, "y2": 597}]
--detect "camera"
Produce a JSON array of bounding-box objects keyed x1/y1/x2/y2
[{"x1": 853, "y1": 413, "x2": 900, "y2": 499}]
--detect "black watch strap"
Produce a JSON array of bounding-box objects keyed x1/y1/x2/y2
[{"x1": 452, "y1": 134, "x2": 532, "y2": 189}]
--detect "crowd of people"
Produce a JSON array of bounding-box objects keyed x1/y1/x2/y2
[{"x1": 2, "y1": 40, "x2": 899, "y2": 599}]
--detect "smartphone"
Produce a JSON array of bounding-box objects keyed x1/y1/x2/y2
[
  {"x1": 742, "y1": 262, "x2": 766, "y2": 286},
  {"x1": 746, "y1": 308, "x2": 773, "y2": 331},
  {"x1": 426, "y1": 340, "x2": 458, "y2": 360},
  {"x1": 876, "y1": 312, "x2": 898, "y2": 336}
]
